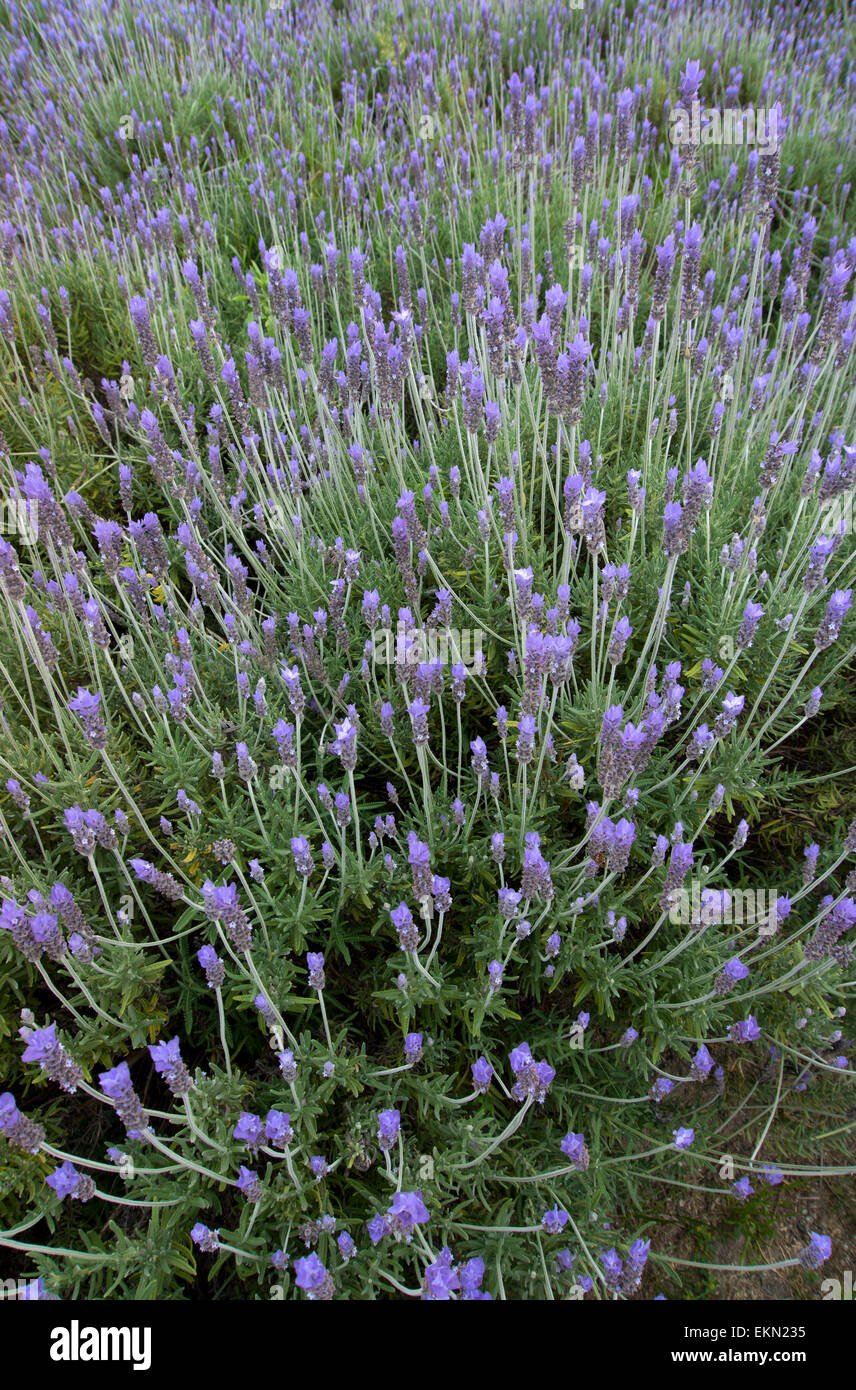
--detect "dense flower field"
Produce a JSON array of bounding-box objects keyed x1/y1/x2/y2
[{"x1": 0, "y1": 0, "x2": 855, "y2": 1302}]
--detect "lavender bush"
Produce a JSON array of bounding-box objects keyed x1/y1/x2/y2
[{"x1": 0, "y1": 0, "x2": 854, "y2": 1302}]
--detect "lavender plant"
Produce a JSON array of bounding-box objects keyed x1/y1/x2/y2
[{"x1": 0, "y1": 0, "x2": 854, "y2": 1302}]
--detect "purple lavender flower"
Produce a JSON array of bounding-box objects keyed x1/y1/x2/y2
[
  {"x1": 472, "y1": 1056, "x2": 493, "y2": 1094},
  {"x1": 690, "y1": 1045, "x2": 715, "y2": 1082},
  {"x1": 386, "y1": 1190, "x2": 429, "y2": 1238},
  {"x1": 459, "y1": 1256, "x2": 490, "y2": 1300},
  {"x1": 291, "y1": 836, "x2": 314, "y2": 877},
  {"x1": 601, "y1": 1248, "x2": 624, "y2": 1291},
  {"x1": 622, "y1": 1239, "x2": 651, "y2": 1294},
  {"x1": 498, "y1": 886, "x2": 522, "y2": 919},
  {"x1": 737, "y1": 601, "x2": 764, "y2": 649},
  {"x1": 20, "y1": 1023, "x2": 81, "y2": 1093},
  {"x1": 278, "y1": 1050, "x2": 297, "y2": 1082},
  {"x1": 423, "y1": 1248, "x2": 461, "y2": 1300},
  {"x1": 0, "y1": 1091, "x2": 45, "y2": 1154},
  {"x1": 560, "y1": 1132, "x2": 590, "y2": 1170},
  {"x1": 798, "y1": 1233, "x2": 831, "y2": 1269},
  {"x1": 191, "y1": 1224, "x2": 220, "y2": 1253},
  {"x1": 815, "y1": 588, "x2": 852, "y2": 649},
  {"x1": 678, "y1": 60, "x2": 705, "y2": 104},
  {"x1": 307, "y1": 952, "x2": 326, "y2": 989},
  {"x1": 543, "y1": 1207, "x2": 569, "y2": 1235},
  {"x1": 516, "y1": 714, "x2": 536, "y2": 765},
  {"x1": 431, "y1": 876, "x2": 452, "y2": 912},
  {"x1": 236, "y1": 1166, "x2": 263, "y2": 1203},
  {"x1": 377, "y1": 1108, "x2": 401, "y2": 1152},
  {"x1": 730, "y1": 1016, "x2": 761, "y2": 1044},
  {"x1": 407, "y1": 832, "x2": 432, "y2": 898},
  {"x1": 266, "y1": 1110, "x2": 294, "y2": 1148},
  {"x1": 148, "y1": 1036, "x2": 192, "y2": 1097},
  {"x1": 233, "y1": 1112, "x2": 264, "y2": 1150},
  {"x1": 46, "y1": 1161, "x2": 94, "y2": 1203},
  {"x1": 294, "y1": 1252, "x2": 335, "y2": 1299},
  {"x1": 470, "y1": 735, "x2": 489, "y2": 780},
  {"x1": 338, "y1": 1231, "x2": 356, "y2": 1261},
  {"x1": 517, "y1": 1053, "x2": 556, "y2": 1104},
  {"x1": 67, "y1": 687, "x2": 107, "y2": 749},
  {"x1": 99, "y1": 1062, "x2": 148, "y2": 1139},
  {"x1": 197, "y1": 944, "x2": 225, "y2": 989},
  {"x1": 715, "y1": 956, "x2": 750, "y2": 994},
  {"x1": 391, "y1": 901, "x2": 419, "y2": 951},
  {"x1": 407, "y1": 697, "x2": 430, "y2": 745}
]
